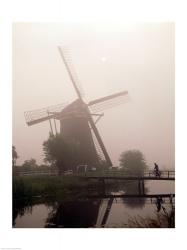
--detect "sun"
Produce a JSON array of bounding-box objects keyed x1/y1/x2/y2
[{"x1": 101, "y1": 57, "x2": 107, "y2": 62}]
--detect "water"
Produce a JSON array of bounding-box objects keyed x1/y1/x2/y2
[{"x1": 13, "y1": 180, "x2": 175, "y2": 228}]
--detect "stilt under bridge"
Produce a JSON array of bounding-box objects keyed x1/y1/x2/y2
[{"x1": 80, "y1": 170, "x2": 175, "y2": 195}]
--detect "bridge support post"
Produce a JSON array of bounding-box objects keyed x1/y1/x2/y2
[
  {"x1": 99, "y1": 178, "x2": 105, "y2": 195},
  {"x1": 142, "y1": 180, "x2": 145, "y2": 195},
  {"x1": 138, "y1": 179, "x2": 141, "y2": 195},
  {"x1": 138, "y1": 179, "x2": 145, "y2": 195}
]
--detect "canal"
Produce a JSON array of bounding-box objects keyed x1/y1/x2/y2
[{"x1": 13, "y1": 180, "x2": 175, "y2": 228}]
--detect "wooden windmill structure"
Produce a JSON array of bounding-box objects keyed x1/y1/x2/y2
[{"x1": 24, "y1": 47, "x2": 129, "y2": 171}]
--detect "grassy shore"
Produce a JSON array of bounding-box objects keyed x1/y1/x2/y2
[{"x1": 13, "y1": 175, "x2": 101, "y2": 200}]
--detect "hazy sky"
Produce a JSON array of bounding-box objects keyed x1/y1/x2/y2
[{"x1": 13, "y1": 22, "x2": 174, "y2": 168}]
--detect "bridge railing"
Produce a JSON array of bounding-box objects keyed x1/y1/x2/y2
[
  {"x1": 76, "y1": 170, "x2": 175, "y2": 178},
  {"x1": 144, "y1": 170, "x2": 175, "y2": 178},
  {"x1": 80, "y1": 170, "x2": 175, "y2": 178},
  {"x1": 13, "y1": 169, "x2": 175, "y2": 178},
  {"x1": 13, "y1": 169, "x2": 58, "y2": 176}
]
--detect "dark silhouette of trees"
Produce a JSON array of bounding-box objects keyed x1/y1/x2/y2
[
  {"x1": 22, "y1": 158, "x2": 38, "y2": 170},
  {"x1": 99, "y1": 159, "x2": 109, "y2": 171},
  {"x1": 119, "y1": 150, "x2": 148, "y2": 176},
  {"x1": 43, "y1": 134, "x2": 80, "y2": 174},
  {"x1": 12, "y1": 146, "x2": 18, "y2": 167},
  {"x1": 45, "y1": 200, "x2": 101, "y2": 228}
]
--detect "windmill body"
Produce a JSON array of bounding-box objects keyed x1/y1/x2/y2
[
  {"x1": 24, "y1": 47, "x2": 129, "y2": 172},
  {"x1": 58, "y1": 99, "x2": 100, "y2": 171}
]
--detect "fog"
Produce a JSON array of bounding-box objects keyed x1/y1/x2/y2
[{"x1": 12, "y1": 22, "x2": 174, "y2": 168}]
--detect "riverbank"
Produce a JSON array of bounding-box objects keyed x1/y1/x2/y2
[
  {"x1": 13, "y1": 175, "x2": 102, "y2": 200},
  {"x1": 13, "y1": 176, "x2": 175, "y2": 228}
]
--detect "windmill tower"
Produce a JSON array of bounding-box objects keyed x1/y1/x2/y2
[{"x1": 24, "y1": 47, "x2": 129, "y2": 171}]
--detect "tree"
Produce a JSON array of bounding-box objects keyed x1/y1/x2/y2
[
  {"x1": 96, "y1": 157, "x2": 109, "y2": 171},
  {"x1": 43, "y1": 134, "x2": 80, "y2": 174},
  {"x1": 119, "y1": 150, "x2": 148, "y2": 176},
  {"x1": 12, "y1": 146, "x2": 18, "y2": 167},
  {"x1": 22, "y1": 158, "x2": 38, "y2": 170}
]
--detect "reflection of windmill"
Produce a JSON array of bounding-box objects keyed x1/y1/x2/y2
[{"x1": 24, "y1": 47, "x2": 129, "y2": 170}]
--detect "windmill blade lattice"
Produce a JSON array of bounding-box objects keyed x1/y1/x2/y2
[
  {"x1": 88, "y1": 91, "x2": 129, "y2": 113},
  {"x1": 25, "y1": 102, "x2": 69, "y2": 126},
  {"x1": 58, "y1": 46, "x2": 84, "y2": 99},
  {"x1": 90, "y1": 125, "x2": 106, "y2": 162}
]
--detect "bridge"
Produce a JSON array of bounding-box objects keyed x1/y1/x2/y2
[
  {"x1": 79, "y1": 170, "x2": 175, "y2": 181},
  {"x1": 78, "y1": 170, "x2": 175, "y2": 195},
  {"x1": 14, "y1": 169, "x2": 175, "y2": 180},
  {"x1": 13, "y1": 169, "x2": 175, "y2": 201}
]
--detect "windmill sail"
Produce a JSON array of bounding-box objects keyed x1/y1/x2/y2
[
  {"x1": 88, "y1": 90, "x2": 129, "y2": 113},
  {"x1": 25, "y1": 102, "x2": 69, "y2": 126},
  {"x1": 91, "y1": 127, "x2": 106, "y2": 162},
  {"x1": 58, "y1": 46, "x2": 84, "y2": 100}
]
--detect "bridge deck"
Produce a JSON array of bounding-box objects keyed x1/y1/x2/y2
[
  {"x1": 84, "y1": 176, "x2": 175, "y2": 180},
  {"x1": 14, "y1": 170, "x2": 175, "y2": 181},
  {"x1": 80, "y1": 170, "x2": 175, "y2": 181},
  {"x1": 87, "y1": 193, "x2": 175, "y2": 199}
]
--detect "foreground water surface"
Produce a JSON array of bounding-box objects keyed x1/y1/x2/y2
[{"x1": 13, "y1": 180, "x2": 175, "y2": 228}]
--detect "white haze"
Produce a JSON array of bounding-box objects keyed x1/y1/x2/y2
[{"x1": 13, "y1": 22, "x2": 174, "y2": 169}]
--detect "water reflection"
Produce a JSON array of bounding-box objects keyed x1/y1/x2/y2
[
  {"x1": 124, "y1": 181, "x2": 147, "y2": 209},
  {"x1": 13, "y1": 199, "x2": 33, "y2": 227},
  {"x1": 13, "y1": 180, "x2": 175, "y2": 228},
  {"x1": 45, "y1": 200, "x2": 101, "y2": 228},
  {"x1": 105, "y1": 180, "x2": 148, "y2": 209}
]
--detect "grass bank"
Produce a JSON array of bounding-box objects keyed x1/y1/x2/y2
[{"x1": 13, "y1": 175, "x2": 101, "y2": 200}]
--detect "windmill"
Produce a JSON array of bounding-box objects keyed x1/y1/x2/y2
[{"x1": 24, "y1": 47, "x2": 129, "y2": 171}]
